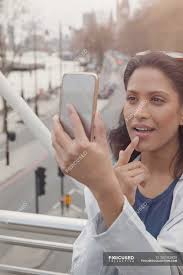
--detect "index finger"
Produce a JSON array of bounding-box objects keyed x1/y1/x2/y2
[{"x1": 124, "y1": 136, "x2": 140, "y2": 163}]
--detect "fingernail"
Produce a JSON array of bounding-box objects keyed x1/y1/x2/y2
[{"x1": 133, "y1": 136, "x2": 139, "y2": 142}]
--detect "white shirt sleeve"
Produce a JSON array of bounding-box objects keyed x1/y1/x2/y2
[
  {"x1": 91, "y1": 194, "x2": 183, "y2": 274},
  {"x1": 71, "y1": 188, "x2": 183, "y2": 275},
  {"x1": 84, "y1": 186, "x2": 100, "y2": 220}
]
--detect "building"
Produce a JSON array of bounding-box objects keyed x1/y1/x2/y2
[
  {"x1": 0, "y1": 0, "x2": 5, "y2": 54},
  {"x1": 0, "y1": 0, "x2": 3, "y2": 12},
  {"x1": 83, "y1": 10, "x2": 114, "y2": 27},
  {"x1": 116, "y1": 0, "x2": 130, "y2": 33},
  {"x1": 82, "y1": 12, "x2": 97, "y2": 28}
]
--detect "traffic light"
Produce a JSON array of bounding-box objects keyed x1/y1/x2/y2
[
  {"x1": 35, "y1": 167, "x2": 46, "y2": 196},
  {"x1": 58, "y1": 167, "x2": 64, "y2": 178},
  {"x1": 7, "y1": 131, "x2": 16, "y2": 142}
]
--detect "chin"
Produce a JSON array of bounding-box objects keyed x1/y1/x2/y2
[
  {"x1": 136, "y1": 141, "x2": 163, "y2": 153},
  {"x1": 135, "y1": 143, "x2": 153, "y2": 152}
]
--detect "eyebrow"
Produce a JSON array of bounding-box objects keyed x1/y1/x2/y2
[{"x1": 127, "y1": 90, "x2": 169, "y2": 96}]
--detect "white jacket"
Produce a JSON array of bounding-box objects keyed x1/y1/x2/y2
[{"x1": 70, "y1": 155, "x2": 183, "y2": 275}]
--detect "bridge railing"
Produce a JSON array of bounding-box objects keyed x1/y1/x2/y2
[{"x1": 0, "y1": 210, "x2": 87, "y2": 274}]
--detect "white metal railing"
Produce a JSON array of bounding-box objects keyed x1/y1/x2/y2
[
  {"x1": 0, "y1": 235, "x2": 73, "y2": 252},
  {"x1": 0, "y1": 264, "x2": 67, "y2": 275},
  {"x1": 0, "y1": 210, "x2": 87, "y2": 274},
  {"x1": 0, "y1": 210, "x2": 87, "y2": 237},
  {"x1": 0, "y1": 72, "x2": 54, "y2": 155}
]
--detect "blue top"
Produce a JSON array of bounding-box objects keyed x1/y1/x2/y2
[
  {"x1": 133, "y1": 177, "x2": 179, "y2": 239},
  {"x1": 111, "y1": 155, "x2": 179, "y2": 239}
]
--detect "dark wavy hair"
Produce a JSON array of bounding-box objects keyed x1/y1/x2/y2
[{"x1": 109, "y1": 51, "x2": 183, "y2": 178}]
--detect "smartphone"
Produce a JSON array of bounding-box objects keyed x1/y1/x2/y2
[{"x1": 59, "y1": 72, "x2": 99, "y2": 141}]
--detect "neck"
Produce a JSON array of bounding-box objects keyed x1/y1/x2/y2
[{"x1": 140, "y1": 135, "x2": 179, "y2": 177}]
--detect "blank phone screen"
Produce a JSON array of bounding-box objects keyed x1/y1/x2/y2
[{"x1": 59, "y1": 73, "x2": 98, "y2": 139}]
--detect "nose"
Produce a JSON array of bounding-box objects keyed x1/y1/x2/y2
[{"x1": 133, "y1": 100, "x2": 151, "y2": 119}]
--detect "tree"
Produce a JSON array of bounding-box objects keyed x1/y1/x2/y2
[
  {"x1": 71, "y1": 12, "x2": 115, "y2": 68},
  {"x1": 116, "y1": 0, "x2": 183, "y2": 55}
]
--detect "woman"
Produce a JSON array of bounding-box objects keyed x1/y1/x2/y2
[{"x1": 52, "y1": 52, "x2": 183, "y2": 274}]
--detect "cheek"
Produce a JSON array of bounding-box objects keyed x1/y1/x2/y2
[
  {"x1": 123, "y1": 104, "x2": 135, "y2": 123},
  {"x1": 153, "y1": 106, "x2": 180, "y2": 130},
  {"x1": 150, "y1": 108, "x2": 180, "y2": 149}
]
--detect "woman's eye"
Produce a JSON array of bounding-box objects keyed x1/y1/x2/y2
[
  {"x1": 126, "y1": 96, "x2": 164, "y2": 104},
  {"x1": 126, "y1": 96, "x2": 136, "y2": 102},
  {"x1": 152, "y1": 97, "x2": 164, "y2": 103}
]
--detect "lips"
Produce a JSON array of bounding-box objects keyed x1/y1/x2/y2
[
  {"x1": 133, "y1": 127, "x2": 154, "y2": 132},
  {"x1": 132, "y1": 128, "x2": 156, "y2": 138},
  {"x1": 132, "y1": 124, "x2": 155, "y2": 131}
]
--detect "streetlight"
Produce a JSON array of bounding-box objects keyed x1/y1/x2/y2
[
  {"x1": 45, "y1": 29, "x2": 52, "y2": 93},
  {"x1": 19, "y1": 51, "x2": 24, "y2": 100},
  {"x1": 0, "y1": 22, "x2": 16, "y2": 165},
  {"x1": 0, "y1": 24, "x2": 9, "y2": 165},
  {"x1": 59, "y1": 23, "x2": 62, "y2": 95},
  {"x1": 48, "y1": 61, "x2": 52, "y2": 92},
  {"x1": 33, "y1": 24, "x2": 39, "y2": 116},
  {"x1": 16, "y1": 51, "x2": 25, "y2": 125}
]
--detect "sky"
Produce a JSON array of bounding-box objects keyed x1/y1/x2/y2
[{"x1": 30, "y1": 0, "x2": 140, "y2": 34}]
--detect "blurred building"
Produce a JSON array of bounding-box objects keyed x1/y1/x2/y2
[
  {"x1": 82, "y1": 10, "x2": 114, "y2": 27},
  {"x1": 24, "y1": 34, "x2": 46, "y2": 52},
  {"x1": 96, "y1": 10, "x2": 114, "y2": 25},
  {"x1": 116, "y1": 0, "x2": 130, "y2": 32},
  {"x1": 0, "y1": 0, "x2": 5, "y2": 52},
  {"x1": 82, "y1": 12, "x2": 97, "y2": 27},
  {"x1": 0, "y1": 0, "x2": 4, "y2": 12},
  {"x1": 62, "y1": 34, "x2": 72, "y2": 51}
]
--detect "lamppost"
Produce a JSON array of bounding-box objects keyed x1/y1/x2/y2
[
  {"x1": 48, "y1": 58, "x2": 52, "y2": 93},
  {"x1": 0, "y1": 25, "x2": 16, "y2": 165},
  {"x1": 45, "y1": 30, "x2": 52, "y2": 93},
  {"x1": 0, "y1": 25, "x2": 9, "y2": 165},
  {"x1": 33, "y1": 24, "x2": 38, "y2": 116},
  {"x1": 59, "y1": 23, "x2": 62, "y2": 95},
  {"x1": 19, "y1": 51, "x2": 24, "y2": 100}
]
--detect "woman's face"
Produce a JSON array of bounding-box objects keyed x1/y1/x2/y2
[{"x1": 123, "y1": 67, "x2": 183, "y2": 152}]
